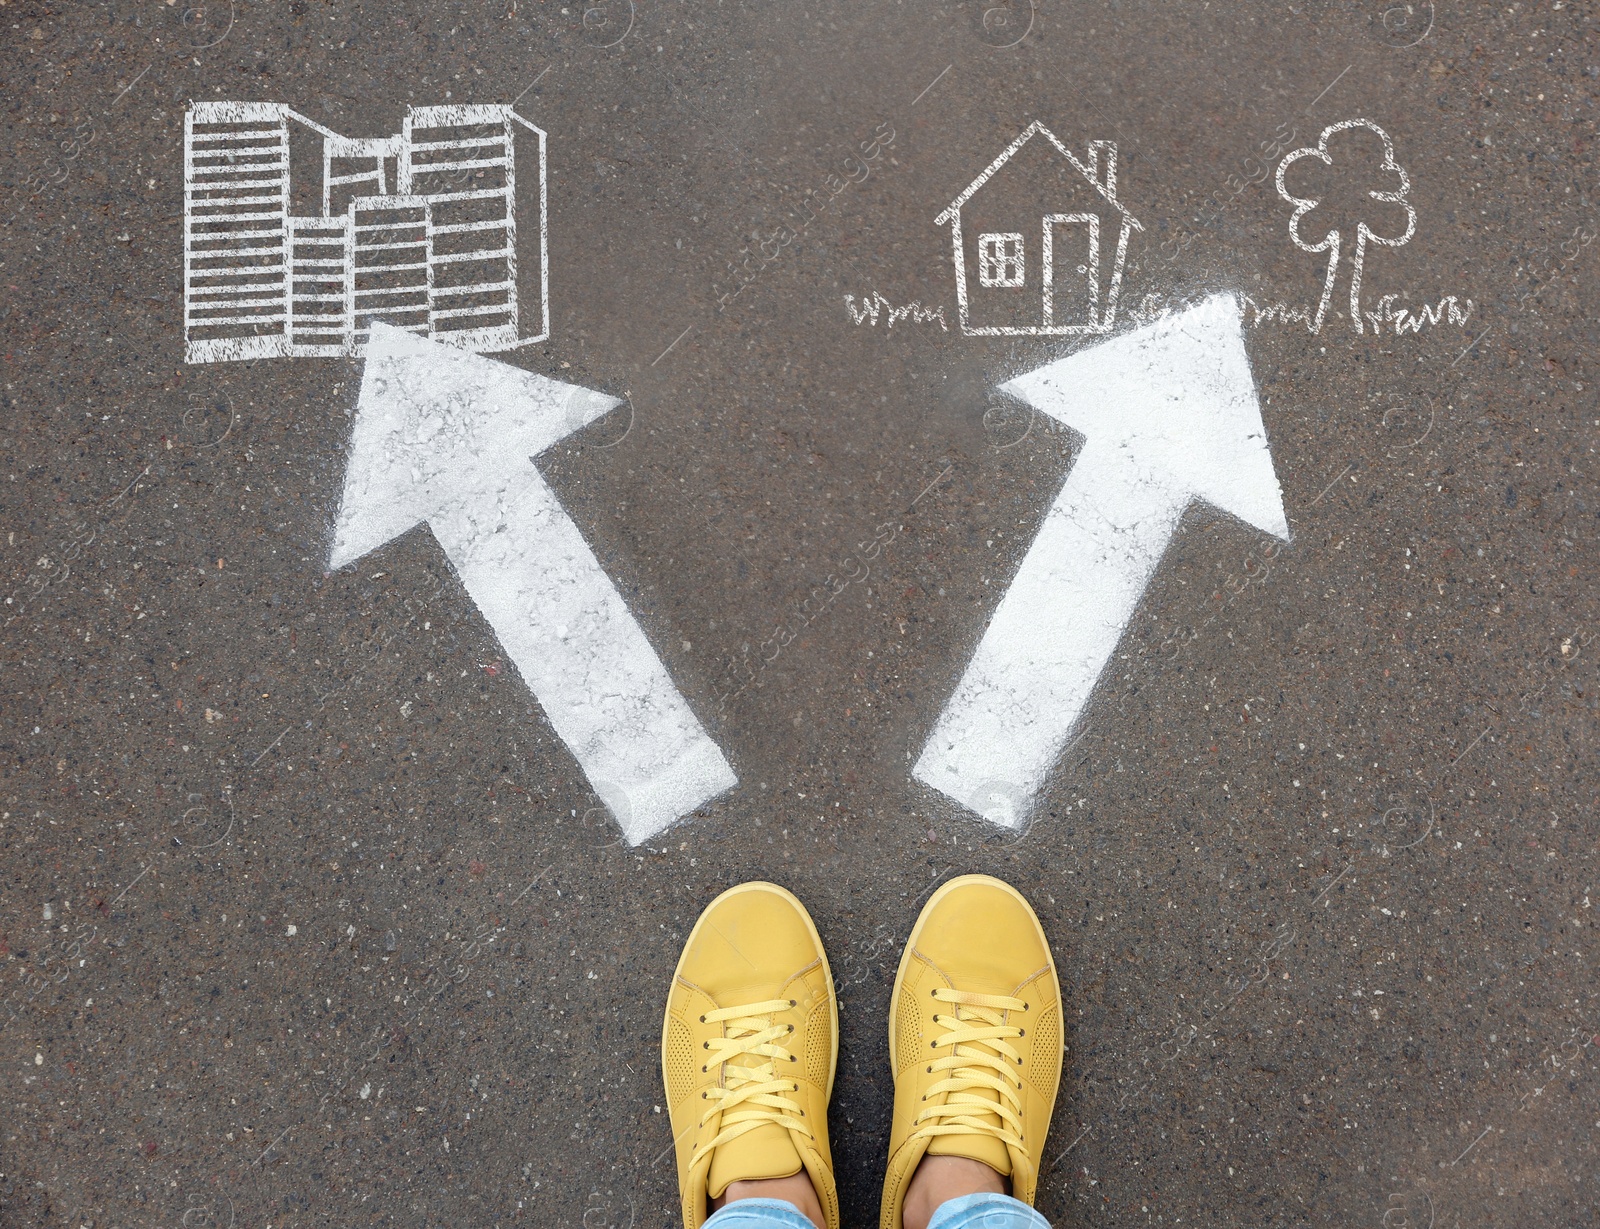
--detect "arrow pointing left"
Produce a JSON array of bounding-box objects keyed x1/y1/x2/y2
[{"x1": 330, "y1": 323, "x2": 736, "y2": 844}]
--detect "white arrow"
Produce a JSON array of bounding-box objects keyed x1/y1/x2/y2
[
  {"x1": 330, "y1": 323, "x2": 736, "y2": 844},
  {"x1": 914, "y1": 292, "x2": 1288, "y2": 827}
]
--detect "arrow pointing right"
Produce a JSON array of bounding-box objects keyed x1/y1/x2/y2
[
  {"x1": 914, "y1": 292, "x2": 1289, "y2": 826},
  {"x1": 331, "y1": 324, "x2": 735, "y2": 844}
]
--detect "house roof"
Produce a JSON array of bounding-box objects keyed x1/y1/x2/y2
[{"x1": 933, "y1": 120, "x2": 1143, "y2": 230}]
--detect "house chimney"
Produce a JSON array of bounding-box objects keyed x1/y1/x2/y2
[{"x1": 1087, "y1": 139, "x2": 1117, "y2": 198}]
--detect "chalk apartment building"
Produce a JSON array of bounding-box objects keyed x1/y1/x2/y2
[
  {"x1": 935, "y1": 122, "x2": 1142, "y2": 336},
  {"x1": 183, "y1": 102, "x2": 547, "y2": 364}
]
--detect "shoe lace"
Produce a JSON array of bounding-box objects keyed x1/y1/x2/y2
[
  {"x1": 688, "y1": 998, "x2": 809, "y2": 1171},
  {"x1": 911, "y1": 987, "x2": 1028, "y2": 1150}
]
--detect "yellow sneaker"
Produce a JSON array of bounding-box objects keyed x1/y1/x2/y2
[
  {"x1": 879, "y1": 874, "x2": 1064, "y2": 1229},
  {"x1": 662, "y1": 882, "x2": 841, "y2": 1229}
]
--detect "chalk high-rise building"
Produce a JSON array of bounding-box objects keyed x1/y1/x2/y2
[{"x1": 183, "y1": 102, "x2": 547, "y2": 364}]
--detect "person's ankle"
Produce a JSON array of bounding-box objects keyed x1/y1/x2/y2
[
  {"x1": 901, "y1": 1155, "x2": 1008, "y2": 1229},
  {"x1": 713, "y1": 1173, "x2": 825, "y2": 1228}
]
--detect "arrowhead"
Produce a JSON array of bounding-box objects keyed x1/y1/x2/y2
[
  {"x1": 330, "y1": 324, "x2": 622, "y2": 570},
  {"x1": 999, "y1": 292, "x2": 1289, "y2": 540}
]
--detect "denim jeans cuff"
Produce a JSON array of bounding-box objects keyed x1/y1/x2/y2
[
  {"x1": 926, "y1": 1191, "x2": 1052, "y2": 1229},
  {"x1": 703, "y1": 1195, "x2": 815, "y2": 1229}
]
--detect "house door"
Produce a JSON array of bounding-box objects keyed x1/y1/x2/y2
[{"x1": 1042, "y1": 213, "x2": 1100, "y2": 331}]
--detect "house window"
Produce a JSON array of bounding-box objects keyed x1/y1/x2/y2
[{"x1": 977, "y1": 233, "x2": 1024, "y2": 287}]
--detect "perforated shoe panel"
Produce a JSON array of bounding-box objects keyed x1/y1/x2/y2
[
  {"x1": 895, "y1": 983, "x2": 924, "y2": 1073},
  {"x1": 1027, "y1": 1003, "x2": 1062, "y2": 1098},
  {"x1": 664, "y1": 1012, "x2": 697, "y2": 1107},
  {"x1": 804, "y1": 1006, "x2": 831, "y2": 1089}
]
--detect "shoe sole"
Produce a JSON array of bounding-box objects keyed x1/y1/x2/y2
[
  {"x1": 886, "y1": 872, "x2": 1061, "y2": 1100},
  {"x1": 663, "y1": 880, "x2": 840, "y2": 1099}
]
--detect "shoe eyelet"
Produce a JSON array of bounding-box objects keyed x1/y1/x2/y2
[
  {"x1": 930, "y1": 989, "x2": 937, "y2": 997},
  {"x1": 701, "y1": 1091, "x2": 707, "y2": 1099},
  {"x1": 1019, "y1": 1028, "x2": 1026, "y2": 1037},
  {"x1": 702, "y1": 1041, "x2": 710, "y2": 1049},
  {"x1": 789, "y1": 999, "x2": 797, "y2": 1007},
  {"x1": 1023, "y1": 1002, "x2": 1029, "y2": 1010},
  {"x1": 926, "y1": 1066, "x2": 932, "y2": 1073},
  {"x1": 699, "y1": 1015, "x2": 706, "y2": 1023},
  {"x1": 701, "y1": 1065, "x2": 707, "y2": 1073},
  {"x1": 790, "y1": 1055, "x2": 798, "y2": 1062}
]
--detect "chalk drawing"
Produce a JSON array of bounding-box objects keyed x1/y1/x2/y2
[
  {"x1": 329, "y1": 324, "x2": 736, "y2": 843},
  {"x1": 1239, "y1": 298, "x2": 1318, "y2": 331},
  {"x1": 1370, "y1": 293, "x2": 1469, "y2": 335},
  {"x1": 1275, "y1": 119, "x2": 1416, "y2": 335},
  {"x1": 914, "y1": 293, "x2": 1288, "y2": 826},
  {"x1": 935, "y1": 122, "x2": 1143, "y2": 336},
  {"x1": 978, "y1": 232, "x2": 1026, "y2": 286},
  {"x1": 183, "y1": 102, "x2": 548, "y2": 363},
  {"x1": 1372, "y1": 294, "x2": 1473, "y2": 334},
  {"x1": 843, "y1": 292, "x2": 949, "y2": 331},
  {"x1": 1241, "y1": 293, "x2": 1474, "y2": 336}
]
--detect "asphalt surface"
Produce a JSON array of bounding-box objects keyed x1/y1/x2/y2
[{"x1": 3, "y1": 2, "x2": 1599, "y2": 1226}]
